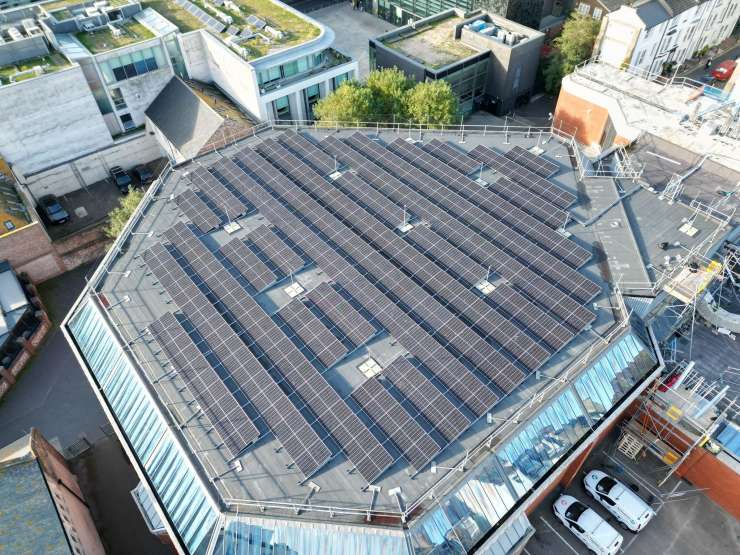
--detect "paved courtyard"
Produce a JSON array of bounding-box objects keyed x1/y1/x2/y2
[{"x1": 311, "y1": 2, "x2": 396, "y2": 79}]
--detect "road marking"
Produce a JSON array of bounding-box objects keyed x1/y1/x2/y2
[{"x1": 538, "y1": 516, "x2": 581, "y2": 555}]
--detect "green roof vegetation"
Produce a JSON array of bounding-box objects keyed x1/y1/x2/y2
[
  {"x1": 76, "y1": 19, "x2": 155, "y2": 54},
  {"x1": 0, "y1": 52, "x2": 72, "y2": 86},
  {"x1": 142, "y1": 0, "x2": 205, "y2": 33},
  {"x1": 233, "y1": 0, "x2": 320, "y2": 49},
  {"x1": 42, "y1": 0, "x2": 132, "y2": 10}
]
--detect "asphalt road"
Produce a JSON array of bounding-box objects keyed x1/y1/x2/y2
[
  {"x1": 0, "y1": 262, "x2": 108, "y2": 449},
  {"x1": 682, "y1": 43, "x2": 740, "y2": 81}
]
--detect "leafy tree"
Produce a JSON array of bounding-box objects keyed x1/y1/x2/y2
[
  {"x1": 312, "y1": 80, "x2": 374, "y2": 124},
  {"x1": 404, "y1": 80, "x2": 458, "y2": 127},
  {"x1": 543, "y1": 12, "x2": 600, "y2": 94},
  {"x1": 366, "y1": 67, "x2": 413, "y2": 121},
  {"x1": 105, "y1": 189, "x2": 145, "y2": 239}
]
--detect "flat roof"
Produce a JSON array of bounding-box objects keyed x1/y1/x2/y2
[
  {"x1": 0, "y1": 51, "x2": 72, "y2": 86},
  {"x1": 75, "y1": 18, "x2": 154, "y2": 53},
  {"x1": 86, "y1": 125, "x2": 641, "y2": 526},
  {"x1": 380, "y1": 14, "x2": 479, "y2": 68}
]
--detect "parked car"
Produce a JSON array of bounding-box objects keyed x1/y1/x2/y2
[
  {"x1": 37, "y1": 194, "x2": 70, "y2": 225},
  {"x1": 711, "y1": 59, "x2": 736, "y2": 82},
  {"x1": 132, "y1": 164, "x2": 154, "y2": 185},
  {"x1": 584, "y1": 469, "x2": 655, "y2": 532},
  {"x1": 553, "y1": 495, "x2": 623, "y2": 555},
  {"x1": 110, "y1": 166, "x2": 132, "y2": 193}
]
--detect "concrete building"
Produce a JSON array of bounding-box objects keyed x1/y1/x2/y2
[
  {"x1": 593, "y1": 0, "x2": 740, "y2": 77},
  {"x1": 0, "y1": 0, "x2": 356, "y2": 195},
  {"x1": 0, "y1": 428, "x2": 106, "y2": 555},
  {"x1": 371, "y1": 9, "x2": 544, "y2": 114}
]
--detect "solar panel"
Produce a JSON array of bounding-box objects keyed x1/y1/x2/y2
[
  {"x1": 248, "y1": 225, "x2": 304, "y2": 276},
  {"x1": 279, "y1": 132, "x2": 336, "y2": 175},
  {"x1": 190, "y1": 167, "x2": 248, "y2": 222},
  {"x1": 391, "y1": 138, "x2": 592, "y2": 272},
  {"x1": 278, "y1": 299, "x2": 348, "y2": 367},
  {"x1": 149, "y1": 312, "x2": 260, "y2": 458},
  {"x1": 468, "y1": 144, "x2": 575, "y2": 209},
  {"x1": 220, "y1": 238, "x2": 276, "y2": 292},
  {"x1": 143, "y1": 243, "x2": 332, "y2": 478},
  {"x1": 306, "y1": 282, "x2": 376, "y2": 347},
  {"x1": 422, "y1": 139, "x2": 480, "y2": 175},
  {"x1": 163, "y1": 221, "x2": 395, "y2": 483},
  {"x1": 319, "y1": 135, "x2": 595, "y2": 331},
  {"x1": 504, "y1": 145, "x2": 560, "y2": 178},
  {"x1": 382, "y1": 356, "x2": 471, "y2": 442},
  {"x1": 352, "y1": 377, "x2": 444, "y2": 471},
  {"x1": 227, "y1": 25, "x2": 239, "y2": 36},
  {"x1": 174, "y1": 189, "x2": 221, "y2": 233},
  {"x1": 255, "y1": 138, "x2": 539, "y2": 383},
  {"x1": 175, "y1": 0, "x2": 226, "y2": 33},
  {"x1": 221, "y1": 152, "x2": 499, "y2": 416}
]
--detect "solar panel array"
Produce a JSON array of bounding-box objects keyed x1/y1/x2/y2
[
  {"x1": 173, "y1": 0, "x2": 226, "y2": 33},
  {"x1": 149, "y1": 312, "x2": 259, "y2": 458},
  {"x1": 504, "y1": 145, "x2": 560, "y2": 178},
  {"x1": 278, "y1": 299, "x2": 348, "y2": 367},
  {"x1": 137, "y1": 129, "x2": 600, "y2": 484}
]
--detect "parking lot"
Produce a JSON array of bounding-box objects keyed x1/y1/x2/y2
[{"x1": 526, "y1": 430, "x2": 740, "y2": 555}]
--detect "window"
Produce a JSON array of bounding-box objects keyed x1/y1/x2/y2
[
  {"x1": 303, "y1": 84, "x2": 321, "y2": 120},
  {"x1": 98, "y1": 46, "x2": 164, "y2": 84},
  {"x1": 120, "y1": 113, "x2": 135, "y2": 130},
  {"x1": 273, "y1": 95, "x2": 292, "y2": 121},
  {"x1": 637, "y1": 50, "x2": 646, "y2": 65},
  {"x1": 577, "y1": 2, "x2": 590, "y2": 15},
  {"x1": 593, "y1": 7, "x2": 602, "y2": 19},
  {"x1": 332, "y1": 72, "x2": 350, "y2": 90},
  {"x1": 110, "y1": 87, "x2": 126, "y2": 110}
]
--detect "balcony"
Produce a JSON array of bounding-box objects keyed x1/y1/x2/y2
[{"x1": 259, "y1": 48, "x2": 352, "y2": 94}]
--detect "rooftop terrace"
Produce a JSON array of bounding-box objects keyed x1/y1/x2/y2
[
  {"x1": 0, "y1": 51, "x2": 72, "y2": 86},
  {"x1": 75, "y1": 18, "x2": 155, "y2": 53}
]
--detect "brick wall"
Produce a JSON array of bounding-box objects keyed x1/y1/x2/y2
[
  {"x1": 553, "y1": 89, "x2": 612, "y2": 148},
  {"x1": 677, "y1": 448, "x2": 740, "y2": 520}
]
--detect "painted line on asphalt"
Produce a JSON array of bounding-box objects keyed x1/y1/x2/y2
[{"x1": 538, "y1": 516, "x2": 582, "y2": 555}]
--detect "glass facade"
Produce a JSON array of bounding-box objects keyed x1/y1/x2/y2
[
  {"x1": 68, "y1": 300, "x2": 218, "y2": 554},
  {"x1": 407, "y1": 333, "x2": 653, "y2": 554},
  {"x1": 428, "y1": 55, "x2": 490, "y2": 115},
  {"x1": 257, "y1": 52, "x2": 326, "y2": 88},
  {"x1": 98, "y1": 45, "x2": 167, "y2": 84}
]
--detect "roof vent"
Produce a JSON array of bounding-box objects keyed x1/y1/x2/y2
[{"x1": 475, "y1": 279, "x2": 496, "y2": 295}]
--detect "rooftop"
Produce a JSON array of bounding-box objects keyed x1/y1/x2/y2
[
  {"x1": 75, "y1": 18, "x2": 155, "y2": 53},
  {"x1": 381, "y1": 14, "x2": 478, "y2": 68},
  {"x1": 0, "y1": 51, "x2": 72, "y2": 86},
  {"x1": 71, "y1": 122, "x2": 664, "y2": 530}
]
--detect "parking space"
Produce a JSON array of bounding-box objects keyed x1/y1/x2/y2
[
  {"x1": 526, "y1": 430, "x2": 740, "y2": 555},
  {"x1": 42, "y1": 158, "x2": 165, "y2": 241}
]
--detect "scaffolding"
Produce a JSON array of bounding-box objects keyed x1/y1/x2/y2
[{"x1": 617, "y1": 362, "x2": 737, "y2": 487}]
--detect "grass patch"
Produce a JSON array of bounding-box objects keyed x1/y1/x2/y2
[
  {"x1": 0, "y1": 52, "x2": 71, "y2": 85},
  {"x1": 76, "y1": 20, "x2": 155, "y2": 53},
  {"x1": 234, "y1": 0, "x2": 319, "y2": 47},
  {"x1": 142, "y1": 0, "x2": 204, "y2": 33}
]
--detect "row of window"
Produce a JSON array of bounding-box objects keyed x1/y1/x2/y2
[
  {"x1": 257, "y1": 51, "x2": 326, "y2": 87},
  {"x1": 98, "y1": 45, "x2": 167, "y2": 85},
  {"x1": 576, "y1": 2, "x2": 603, "y2": 19},
  {"x1": 271, "y1": 73, "x2": 351, "y2": 122}
]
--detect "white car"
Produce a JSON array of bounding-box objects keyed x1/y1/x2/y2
[
  {"x1": 584, "y1": 469, "x2": 656, "y2": 532},
  {"x1": 553, "y1": 495, "x2": 623, "y2": 555}
]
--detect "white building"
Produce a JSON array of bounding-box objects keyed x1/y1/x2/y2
[
  {"x1": 594, "y1": 0, "x2": 740, "y2": 77},
  {"x1": 0, "y1": 0, "x2": 356, "y2": 194}
]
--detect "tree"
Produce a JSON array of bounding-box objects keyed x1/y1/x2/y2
[
  {"x1": 543, "y1": 12, "x2": 600, "y2": 94},
  {"x1": 404, "y1": 80, "x2": 458, "y2": 127},
  {"x1": 366, "y1": 67, "x2": 412, "y2": 121},
  {"x1": 312, "y1": 80, "x2": 374, "y2": 124},
  {"x1": 105, "y1": 189, "x2": 145, "y2": 239}
]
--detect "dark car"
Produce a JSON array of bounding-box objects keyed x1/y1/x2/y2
[
  {"x1": 132, "y1": 164, "x2": 154, "y2": 185},
  {"x1": 110, "y1": 166, "x2": 132, "y2": 193},
  {"x1": 38, "y1": 194, "x2": 70, "y2": 224}
]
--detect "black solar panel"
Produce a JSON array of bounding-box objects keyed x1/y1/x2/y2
[
  {"x1": 505, "y1": 145, "x2": 560, "y2": 178},
  {"x1": 222, "y1": 152, "x2": 499, "y2": 417},
  {"x1": 352, "y1": 377, "x2": 443, "y2": 471},
  {"x1": 422, "y1": 139, "x2": 480, "y2": 175},
  {"x1": 190, "y1": 166, "x2": 248, "y2": 222},
  {"x1": 306, "y1": 282, "x2": 376, "y2": 347},
  {"x1": 278, "y1": 299, "x2": 348, "y2": 367},
  {"x1": 174, "y1": 189, "x2": 221, "y2": 233},
  {"x1": 220, "y1": 238, "x2": 276, "y2": 292},
  {"x1": 468, "y1": 144, "x2": 575, "y2": 209},
  {"x1": 149, "y1": 312, "x2": 259, "y2": 458},
  {"x1": 279, "y1": 132, "x2": 337, "y2": 175},
  {"x1": 382, "y1": 356, "x2": 471, "y2": 442},
  {"x1": 143, "y1": 243, "x2": 332, "y2": 478},
  {"x1": 164, "y1": 221, "x2": 395, "y2": 483},
  {"x1": 248, "y1": 225, "x2": 304, "y2": 276}
]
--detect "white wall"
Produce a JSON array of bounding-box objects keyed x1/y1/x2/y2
[
  {"x1": 0, "y1": 66, "x2": 113, "y2": 178},
  {"x1": 23, "y1": 132, "x2": 164, "y2": 197},
  {"x1": 178, "y1": 31, "x2": 210, "y2": 82}
]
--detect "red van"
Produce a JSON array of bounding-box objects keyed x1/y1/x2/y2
[{"x1": 711, "y1": 59, "x2": 737, "y2": 81}]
